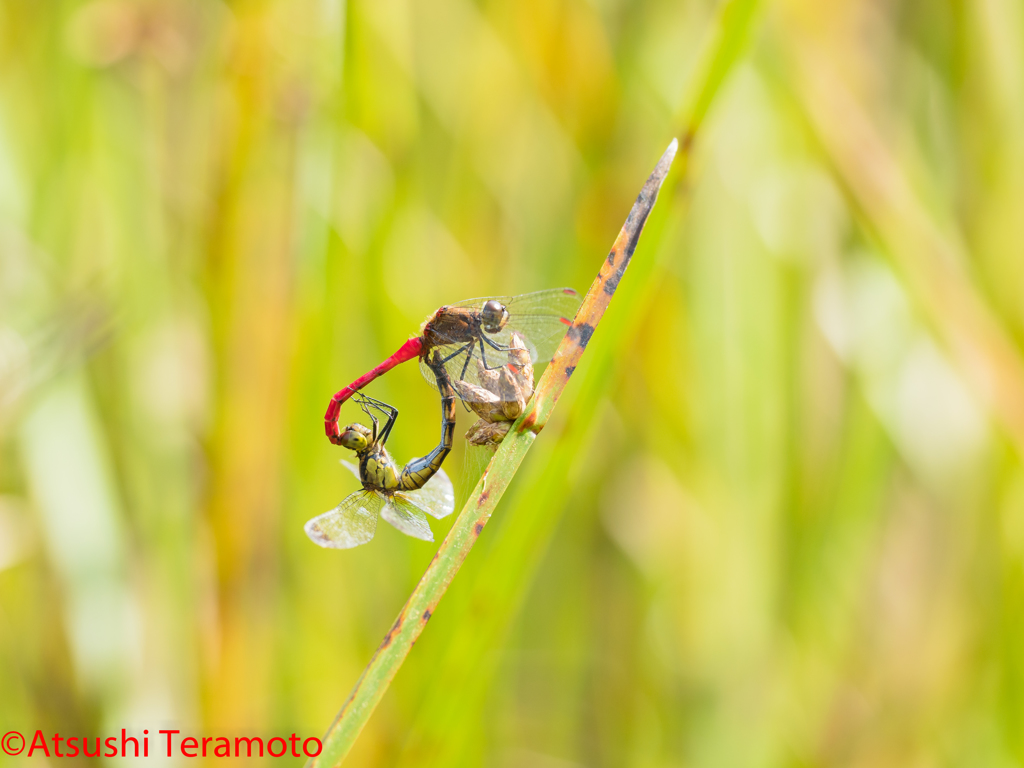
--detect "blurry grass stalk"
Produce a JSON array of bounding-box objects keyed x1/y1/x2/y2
[
  {"x1": 674, "y1": 0, "x2": 761, "y2": 143},
  {"x1": 784, "y1": 37, "x2": 1024, "y2": 457},
  {"x1": 308, "y1": 141, "x2": 678, "y2": 767}
]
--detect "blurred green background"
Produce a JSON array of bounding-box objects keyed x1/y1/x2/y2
[{"x1": 3, "y1": 0, "x2": 1024, "y2": 765}]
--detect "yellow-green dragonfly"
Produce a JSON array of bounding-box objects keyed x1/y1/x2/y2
[{"x1": 305, "y1": 353, "x2": 456, "y2": 548}]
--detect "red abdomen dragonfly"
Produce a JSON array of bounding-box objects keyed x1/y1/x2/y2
[{"x1": 324, "y1": 288, "x2": 581, "y2": 444}]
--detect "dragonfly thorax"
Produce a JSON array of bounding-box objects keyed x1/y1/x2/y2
[
  {"x1": 361, "y1": 448, "x2": 400, "y2": 491},
  {"x1": 481, "y1": 300, "x2": 510, "y2": 333}
]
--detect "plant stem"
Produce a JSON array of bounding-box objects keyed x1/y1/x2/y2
[{"x1": 308, "y1": 138, "x2": 678, "y2": 768}]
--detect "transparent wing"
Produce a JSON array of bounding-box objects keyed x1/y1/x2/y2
[
  {"x1": 420, "y1": 343, "x2": 505, "y2": 401},
  {"x1": 402, "y1": 468, "x2": 455, "y2": 519},
  {"x1": 445, "y1": 287, "x2": 580, "y2": 315},
  {"x1": 340, "y1": 459, "x2": 361, "y2": 480},
  {"x1": 505, "y1": 287, "x2": 581, "y2": 317},
  {"x1": 496, "y1": 314, "x2": 570, "y2": 362},
  {"x1": 381, "y1": 495, "x2": 434, "y2": 542},
  {"x1": 446, "y1": 289, "x2": 579, "y2": 362},
  {"x1": 304, "y1": 490, "x2": 383, "y2": 549},
  {"x1": 420, "y1": 342, "x2": 537, "y2": 402},
  {"x1": 504, "y1": 290, "x2": 581, "y2": 360}
]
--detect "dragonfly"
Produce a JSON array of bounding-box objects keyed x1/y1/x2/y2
[
  {"x1": 324, "y1": 288, "x2": 581, "y2": 445},
  {"x1": 306, "y1": 352, "x2": 456, "y2": 548}
]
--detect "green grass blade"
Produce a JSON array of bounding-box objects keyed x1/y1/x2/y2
[
  {"x1": 396, "y1": 0, "x2": 764, "y2": 759},
  {"x1": 782, "y1": 38, "x2": 1024, "y2": 457},
  {"x1": 307, "y1": 139, "x2": 678, "y2": 768}
]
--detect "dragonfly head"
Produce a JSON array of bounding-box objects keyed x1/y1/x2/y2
[
  {"x1": 481, "y1": 300, "x2": 510, "y2": 333},
  {"x1": 338, "y1": 423, "x2": 372, "y2": 452}
]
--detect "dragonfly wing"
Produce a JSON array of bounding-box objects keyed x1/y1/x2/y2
[
  {"x1": 426, "y1": 346, "x2": 532, "y2": 405},
  {"x1": 339, "y1": 459, "x2": 361, "y2": 480},
  {"x1": 442, "y1": 294, "x2": 513, "y2": 310},
  {"x1": 418, "y1": 346, "x2": 495, "y2": 402},
  {"x1": 402, "y1": 468, "x2": 455, "y2": 519},
  {"x1": 381, "y1": 495, "x2": 434, "y2": 542},
  {"x1": 443, "y1": 288, "x2": 578, "y2": 314},
  {"x1": 488, "y1": 289, "x2": 582, "y2": 363},
  {"x1": 418, "y1": 355, "x2": 442, "y2": 390},
  {"x1": 484, "y1": 319, "x2": 554, "y2": 361},
  {"x1": 503, "y1": 287, "x2": 581, "y2": 317},
  {"x1": 304, "y1": 490, "x2": 382, "y2": 549}
]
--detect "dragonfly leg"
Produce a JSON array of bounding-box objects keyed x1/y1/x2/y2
[
  {"x1": 443, "y1": 343, "x2": 484, "y2": 413},
  {"x1": 355, "y1": 393, "x2": 399, "y2": 445},
  {"x1": 477, "y1": 337, "x2": 493, "y2": 371},
  {"x1": 378, "y1": 403, "x2": 398, "y2": 445},
  {"x1": 438, "y1": 341, "x2": 475, "y2": 388},
  {"x1": 440, "y1": 342, "x2": 474, "y2": 366},
  {"x1": 481, "y1": 335, "x2": 513, "y2": 353},
  {"x1": 478, "y1": 337, "x2": 509, "y2": 372}
]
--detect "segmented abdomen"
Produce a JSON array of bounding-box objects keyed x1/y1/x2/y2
[{"x1": 398, "y1": 352, "x2": 456, "y2": 491}]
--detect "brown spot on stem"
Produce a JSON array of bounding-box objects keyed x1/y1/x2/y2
[
  {"x1": 564, "y1": 365, "x2": 576, "y2": 378},
  {"x1": 607, "y1": 250, "x2": 617, "y2": 265},
  {"x1": 422, "y1": 609, "x2": 432, "y2": 622},
  {"x1": 473, "y1": 522, "x2": 484, "y2": 536},
  {"x1": 624, "y1": 206, "x2": 651, "y2": 258},
  {"x1": 380, "y1": 616, "x2": 403, "y2": 649},
  {"x1": 603, "y1": 264, "x2": 624, "y2": 295},
  {"x1": 568, "y1": 322, "x2": 595, "y2": 350}
]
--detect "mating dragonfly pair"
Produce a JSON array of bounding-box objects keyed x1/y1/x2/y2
[{"x1": 305, "y1": 288, "x2": 581, "y2": 549}]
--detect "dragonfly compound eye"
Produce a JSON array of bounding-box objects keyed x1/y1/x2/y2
[
  {"x1": 339, "y1": 425, "x2": 368, "y2": 451},
  {"x1": 481, "y1": 300, "x2": 510, "y2": 333}
]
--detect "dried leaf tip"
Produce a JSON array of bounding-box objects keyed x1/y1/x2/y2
[{"x1": 648, "y1": 138, "x2": 678, "y2": 190}]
